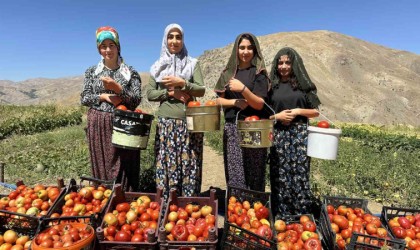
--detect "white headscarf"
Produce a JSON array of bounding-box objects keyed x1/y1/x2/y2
[{"x1": 150, "y1": 23, "x2": 197, "y2": 82}]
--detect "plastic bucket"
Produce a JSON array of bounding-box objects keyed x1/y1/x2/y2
[
  {"x1": 32, "y1": 222, "x2": 95, "y2": 250},
  {"x1": 112, "y1": 109, "x2": 154, "y2": 150},
  {"x1": 186, "y1": 105, "x2": 220, "y2": 132},
  {"x1": 237, "y1": 119, "x2": 274, "y2": 148},
  {"x1": 307, "y1": 126, "x2": 342, "y2": 160}
]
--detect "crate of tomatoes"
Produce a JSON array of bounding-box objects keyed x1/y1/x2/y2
[
  {"x1": 274, "y1": 214, "x2": 324, "y2": 250},
  {"x1": 0, "y1": 180, "x2": 65, "y2": 237},
  {"x1": 0, "y1": 218, "x2": 38, "y2": 249},
  {"x1": 323, "y1": 196, "x2": 394, "y2": 250},
  {"x1": 222, "y1": 185, "x2": 276, "y2": 250},
  {"x1": 347, "y1": 232, "x2": 406, "y2": 249},
  {"x1": 158, "y1": 188, "x2": 218, "y2": 250},
  {"x1": 31, "y1": 215, "x2": 97, "y2": 249},
  {"x1": 46, "y1": 176, "x2": 114, "y2": 225},
  {"x1": 96, "y1": 184, "x2": 164, "y2": 250},
  {"x1": 380, "y1": 206, "x2": 420, "y2": 249}
]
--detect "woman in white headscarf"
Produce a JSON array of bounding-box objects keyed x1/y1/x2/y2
[{"x1": 147, "y1": 23, "x2": 205, "y2": 198}]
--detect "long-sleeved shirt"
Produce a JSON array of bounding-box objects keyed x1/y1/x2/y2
[{"x1": 146, "y1": 62, "x2": 205, "y2": 119}]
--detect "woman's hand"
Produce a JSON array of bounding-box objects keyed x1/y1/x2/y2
[
  {"x1": 227, "y1": 78, "x2": 245, "y2": 93},
  {"x1": 100, "y1": 93, "x2": 122, "y2": 106},
  {"x1": 270, "y1": 109, "x2": 296, "y2": 123},
  {"x1": 168, "y1": 88, "x2": 191, "y2": 103},
  {"x1": 234, "y1": 99, "x2": 248, "y2": 110},
  {"x1": 162, "y1": 76, "x2": 185, "y2": 88},
  {"x1": 101, "y1": 77, "x2": 122, "y2": 94}
]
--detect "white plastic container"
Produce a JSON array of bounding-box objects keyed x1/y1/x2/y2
[{"x1": 307, "y1": 126, "x2": 342, "y2": 160}]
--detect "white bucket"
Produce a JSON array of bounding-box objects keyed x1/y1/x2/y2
[{"x1": 307, "y1": 126, "x2": 342, "y2": 160}]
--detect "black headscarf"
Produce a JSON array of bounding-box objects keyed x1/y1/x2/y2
[
  {"x1": 269, "y1": 47, "x2": 321, "y2": 108},
  {"x1": 214, "y1": 33, "x2": 268, "y2": 92}
]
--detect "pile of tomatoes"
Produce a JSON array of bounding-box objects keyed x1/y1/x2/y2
[
  {"x1": 274, "y1": 215, "x2": 322, "y2": 250},
  {"x1": 244, "y1": 115, "x2": 260, "y2": 121},
  {"x1": 0, "y1": 230, "x2": 31, "y2": 250},
  {"x1": 102, "y1": 195, "x2": 160, "y2": 243},
  {"x1": 226, "y1": 196, "x2": 273, "y2": 246},
  {"x1": 32, "y1": 223, "x2": 93, "y2": 248},
  {"x1": 386, "y1": 213, "x2": 420, "y2": 249},
  {"x1": 326, "y1": 204, "x2": 389, "y2": 249},
  {"x1": 163, "y1": 203, "x2": 216, "y2": 242},
  {"x1": 0, "y1": 184, "x2": 60, "y2": 217},
  {"x1": 50, "y1": 185, "x2": 112, "y2": 218},
  {"x1": 187, "y1": 100, "x2": 217, "y2": 107}
]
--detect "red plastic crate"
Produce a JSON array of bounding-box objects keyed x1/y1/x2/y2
[{"x1": 96, "y1": 184, "x2": 164, "y2": 250}]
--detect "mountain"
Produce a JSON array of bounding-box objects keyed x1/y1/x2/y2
[{"x1": 1, "y1": 30, "x2": 419, "y2": 126}]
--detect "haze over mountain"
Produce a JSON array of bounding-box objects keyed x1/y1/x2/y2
[{"x1": 1, "y1": 30, "x2": 419, "y2": 126}]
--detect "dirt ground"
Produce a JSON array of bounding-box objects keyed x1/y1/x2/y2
[{"x1": 200, "y1": 144, "x2": 383, "y2": 229}]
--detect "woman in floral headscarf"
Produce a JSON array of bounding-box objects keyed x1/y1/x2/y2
[
  {"x1": 214, "y1": 33, "x2": 270, "y2": 192},
  {"x1": 268, "y1": 47, "x2": 321, "y2": 216},
  {"x1": 146, "y1": 23, "x2": 205, "y2": 199},
  {"x1": 81, "y1": 26, "x2": 142, "y2": 191}
]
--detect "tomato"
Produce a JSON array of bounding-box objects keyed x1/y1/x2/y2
[
  {"x1": 187, "y1": 101, "x2": 201, "y2": 107},
  {"x1": 317, "y1": 120, "x2": 329, "y2": 128},
  {"x1": 171, "y1": 224, "x2": 189, "y2": 241},
  {"x1": 134, "y1": 108, "x2": 142, "y2": 113},
  {"x1": 392, "y1": 226, "x2": 407, "y2": 239},
  {"x1": 116, "y1": 202, "x2": 130, "y2": 213},
  {"x1": 205, "y1": 100, "x2": 217, "y2": 106},
  {"x1": 245, "y1": 115, "x2": 260, "y2": 121},
  {"x1": 398, "y1": 216, "x2": 412, "y2": 229},
  {"x1": 302, "y1": 221, "x2": 316, "y2": 232},
  {"x1": 131, "y1": 233, "x2": 144, "y2": 242},
  {"x1": 304, "y1": 238, "x2": 322, "y2": 250},
  {"x1": 255, "y1": 206, "x2": 269, "y2": 220},
  {"x1": 200, "y1": 205, "x2": 213, "y2": 216},
  {"x1": 115, "y1": 230, "x2": 131, "y2": 242},
  {"x1": 116, "y1": 105, "x2": 128, "y2": 111},
  {"x1": 256, "y1": 224, "x2": 273, "y2": 239}
]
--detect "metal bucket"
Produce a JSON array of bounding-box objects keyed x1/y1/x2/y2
[
  {"x1": 186, "y1": 105, "x2": 220, "y2": 132},
  {"x1": 237, "y1": 119, "x2": 274, "y2": 148},
  {"x1": 112, "y1": 109, "x2": 154, "y2": 150}
]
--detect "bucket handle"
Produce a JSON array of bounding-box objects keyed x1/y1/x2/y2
[{"x1": 235, "y1": 101, "x2": 276, "y2": 125}]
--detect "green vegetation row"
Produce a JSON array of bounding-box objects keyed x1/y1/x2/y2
[{"x1": 0, "y1": 105, "x2": 83, "y2": 139}]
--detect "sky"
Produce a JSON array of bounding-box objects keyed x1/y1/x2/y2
[{"x1": 1, "y1": 0, "x2": 419, "y2": 82}]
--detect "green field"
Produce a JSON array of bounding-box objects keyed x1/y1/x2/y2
[{"x1": 0, "y1": 105, "x2": 419, "y2": 208}]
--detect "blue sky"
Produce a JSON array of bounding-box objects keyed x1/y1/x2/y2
[{"x1": 1, "y1": 0, "x2": 419, "y2": 81}]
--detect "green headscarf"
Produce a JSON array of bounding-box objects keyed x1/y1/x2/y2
[
  {"x1": 269, "y1": 47, "x2": 321, "y2": 108},
  {"x1": 214, "y1": 33, "x2": 268, "y2": 92}
]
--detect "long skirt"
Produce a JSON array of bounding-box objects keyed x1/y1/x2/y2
[
  {"x1": 154, "y1": 117, "x2": 203, "y2": 199},
  {"x1": 269, "y1": 123, "x2": 318, "y2": 217},
  {"x1": 223, "y1": 122, "x2": 267, "y2": 192},
  {"x1": 86, "y1": 108, "x2": 140, "y2": 191}
]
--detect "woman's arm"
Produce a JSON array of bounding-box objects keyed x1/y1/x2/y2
[
  {"x1": 146, "y1": 76, "x2": 169, "y2": 102},
  {"x1": 216, "y1": 94, "x2": 248, "y2": 110}
]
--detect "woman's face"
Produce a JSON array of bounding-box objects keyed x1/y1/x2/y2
[
  {"x1": 167, "y1": 29, "x2": 183, "y2": 54},
  {"x1": 238, "y1": 38, "x2": 254, "y2": 65},
  {"x1": 277, "y1": 55, "x2": 292, "y2": 80},
  {"x1": 99, "y1": 39, "x2": 118, "y2": 62}
]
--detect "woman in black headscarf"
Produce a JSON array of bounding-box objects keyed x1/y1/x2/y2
[
  {"x1": 268, "y1": 47, "x2": 321, "y2": 216},
  {"x1": 214, "y1": 33, "x2": 270, "y2": 192}
]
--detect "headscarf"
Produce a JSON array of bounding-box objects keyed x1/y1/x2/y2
[
  {"x1": 150, "y1": 23, "x2": 197, "y2": 82},
  {"x1": 94, "y1": 26, "x2": 130, "y2": 81},
  {"x1": 269, "y1": 47, "x2": 321, "y2": 108},
  {"x1": 214, "y1": 33, "x2": 268, "y2": 92}
]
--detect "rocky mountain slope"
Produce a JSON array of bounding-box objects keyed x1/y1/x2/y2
[{"x1": 1, "y1": 30, "x2": 419, "y2": 126}]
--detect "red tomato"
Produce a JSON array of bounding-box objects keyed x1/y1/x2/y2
[
  {"x1": 255, "y1": 206, "x2": 269, "y2": 220},
  {"x1": 114, "y1": 230, "x2": 131, "y2": 242},
  {"x1": 187, "y1": 101, "x2": 201, "y2": 107},
  {"x1": 302, "y1": 221, "x2": 317, "y2": 232},
  {"x1": 171, "y1": 224, "x2": 188, "y2": 241},
  {"x1": 304, "y1": 238, "x2": 322, "y2": 250},
  {"x1": 205, "y1": 100, "x2": 217, "y2": 106},
  {"x1": 317, "y1": 120, "x2": 329, "y2": 128},
  {"x1": 134, "y1": 109, "x2": 142, "y2": 113},
  {"x1": 245, "y1": 115, "x2": 260, "y2": 121},
  {"x1": 116, "y1": 105, "x2": 128, "y2": 111}
]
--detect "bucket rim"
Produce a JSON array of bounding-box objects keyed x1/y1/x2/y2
[{"x1": 308, "y1": 126, "x2": 342, "y2": 135}]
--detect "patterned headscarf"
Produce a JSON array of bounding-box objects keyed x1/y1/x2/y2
[
  {"x1": 269, "y1": 47, "x2": 321, "y2": 108},
  {"x1": 94, "y1": 26, "x2": 130, "y2": 81},
  {"x1": 214, "y1": 33, "x2": 268, "y2": 92},
  {"x1": 150, "y1": 23, "x2": 197, "y2": 82}
]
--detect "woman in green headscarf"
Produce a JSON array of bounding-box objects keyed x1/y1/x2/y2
[
  {"x1": 214, "y1": 33, "x2": 270, "y2": 192},
  {"x1": 268, "y1": 47, "x2": 321, "y2": 216}
]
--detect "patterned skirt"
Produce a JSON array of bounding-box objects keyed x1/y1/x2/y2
[
  {"x1": 86, "y1": 108, "x2": 140, "y2": 191},
  {"x1": 154, "y1": 117, "x2": 203, "y2": 199},
  {"x1": 269, "y1": 123, "x2": 318, "y2": 216},
  {"x1": 224, "y1": 122, "x2": 267, "y2": 192}
]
